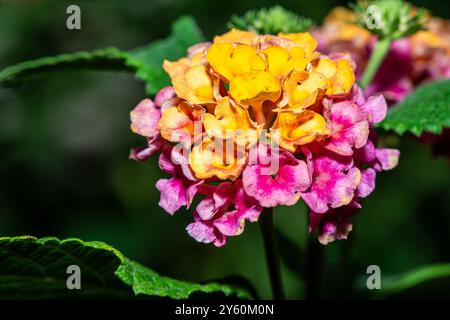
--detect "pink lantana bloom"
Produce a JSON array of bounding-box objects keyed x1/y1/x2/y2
[
  {"x1": 186, "y1": 180, "x2": 262, "y2": 247},
  {"x1": 155, "y1": 147, "x2": 203, "y2": 215},
  {"x1": 129, "y1": 34, "x2": 400, "y2": 246},
  {"x1": 243, "y1": 144, "x2": 311, "y2": 207}
]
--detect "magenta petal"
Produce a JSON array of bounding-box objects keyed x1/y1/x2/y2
[
  {"x1": 154, "y1": 86, "x2": 176, "y2": 107},
  {"x1": 309, "y1": 211, "x2": 322, "y2": 233},
  {"x1": 156, "y1": 177, "x2": 186, "y2": 215},
  {"x1": 186, "y1": 221, "x2": 216, "y2": 244},
  {"x1": 301, "y1": 155, "x2": 361, "y2": 213},
  {"x1": 214, "y1": 185, "x2": 263, "y2": 237},
  {"x1": 243, "y1": 147, "x2": 311, "y2": 207},
  {"x1": 196, "y1": 198, "x2": 216, "y2": 220},
  {"x1": 375, "y1": 148, "x2": 400, "y2": 171},
  {"x1": 354, "y1": 139, "x2": 376, "y2": 164},
  {"x1": 129, "y1": 146, "x2": 157, "y2": 162},
  {"x1": 186, "y1": 181, "x2": 202, "y2": 209},
  {"x1": 171, "y1": 147, "x2": 197, "y2": 181},
  {"x1": 158, "y1": 152, "x2": 176, "y2": 175},
  {"x1": 129, "y1": 136, "x2": 163, "y2": 162},
  {"x1": 318, "y1": 219, "x2": 353, "y2": 245},
  {"x1": 356, "y1": 168, "x2": 376, "y2": 198},
  {"x1": 213, "y1": 210, "x2": 242, "y2": 236},
  {"x1": 309, "y1": 206, "x2": 357, "y2": 245},
  {"x1": 130, "y1": 99, "x2": 161, "y2": 138},
  {"x1": 361, "y1": 94, "x2": 387, "y2": 124},
  {"x1": 213, "y1": 182, "x2": 234, "y2": 208},
  {"x1": 322, "y1": 101, "x2": 369, "y2": 156}
]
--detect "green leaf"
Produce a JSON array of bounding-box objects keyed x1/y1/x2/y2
[
  {"x1": 126, "y1": 15, "x2": 204, "y2": 94},
  {"x1": 373, "y1": 264, "x2": 450, "y2": 299},
  {"x1": 0, "y1": 48, "x2": 132, "y2": 87},
  {"x1": 379, "y1": 79, "x2": 450, "y2": 136},
  {"x1": 0, "y1": 236, "x2": 253, "y2": 300},
  {"x1": 0, "y1": 16, "x2": 204, "y2": 95},
  {"x1": 228, "y1": 6, "x2": 315, "y2": 34}
]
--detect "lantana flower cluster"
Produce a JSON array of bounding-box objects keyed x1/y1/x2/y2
[
  {"x1": 130, "y1": 29, "x2": 399, "y2": 246},
  {"x1": 312, "y1": 7, "x2": 450, "y2": 102}
]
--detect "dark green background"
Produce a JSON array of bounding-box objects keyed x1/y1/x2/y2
[{"x1": 0, "y1": 0, "x2": 449, "y2": 299}]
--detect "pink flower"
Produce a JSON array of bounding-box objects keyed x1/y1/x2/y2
[
  {"x1": 129, "y1": 90, "x2": 174, "y2": 162},
  {"x1": 360, "y1": 94, "x2": 387, "y2": 125},
  {"x1": 129, "y1": 136, "x2": 162, "y2": 162},
  {"x1": 130, "y1": 98, "x2": 161, "y2": 139},
  {"x1": 154, "y1": 86, "x2": 178, "y2": 111},
  {"x1": 155, "y1": 148, "x2": 203, "y2": 215},
  {"x1": 321, "y1": 100, "x2": 369, "y2": 156},
  {"x1": 309, "y1": 205, "x2": 359, "y2": 245},
  {"x1": 353, "y1": 139, "x2": 400, "y2": 198},
  {"x1": 301, "y1": 152, "x2": 361, "y2": 214},
  {"x1": 186, "y1": 180, "x2": 262, "y2": 247},
  {"x1": 242, "y1": 144, "x2": 311, "y2": 207}
]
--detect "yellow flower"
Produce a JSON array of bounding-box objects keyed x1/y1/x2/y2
[
  {"x1": 314, "y1": 58, "x2": 355, "y2": 96},
  {"x1": 163, "y1": 55, "x2": 214, "y2": 104},
  {"x1": 158, "y1": 102, "x2": 204, "y2": 145},
  {"x1": 281, "y1": 70, "x2": 328, "y2": 111},
  {"x1": 229, "y1": 70, "x2": 281, "y2": 104},
  {"x1": 206, "y1": 43, "x2": 266, "y2": 82},
  {"x1": 213, "y1": 28, "x2": 256, "y2": 45},
  {"x1": 277, "y1": 32, "x2": 318, "y2": 56},
  {"x1": 203, "y1": 97, "x2": 260, "y2": 147},
  {"x1": 271, "y1": 110, "x2": 329, "y2": 152},
  {"x1": 189, "y1": 137, "x2": 246, "y2": 180},
  {"x1": 262, "y1": 46, "x2": 309, "y2": 77}
]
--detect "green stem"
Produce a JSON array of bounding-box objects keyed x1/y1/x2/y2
[
  {"x1": 259, "y1": 208, "x2": 285, "y2": 299},
  {"x1": 306, "y1": 238, "x2": 325, "y2": 300},
  {"x1": 359, "y1": 37, "x2": 392, "y2": 89}
]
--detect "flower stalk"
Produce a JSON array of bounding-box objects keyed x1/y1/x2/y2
[
  {"x1": 359, "y1": 37, "x2": 392, "y2": 89},
  {"x1": 259, "y1": 208, "x2": 285, "y2": 299},
  {"x1": 306, "y1": 237, "x2": 325, "y2": 299}
]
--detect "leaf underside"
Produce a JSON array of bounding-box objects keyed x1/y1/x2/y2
[
  {"x1": 0, "y1": 236, "x2": 252, "y2": 300},
  {"x1": 0, "y1": 16, "x2": 204, "y2": 95}
]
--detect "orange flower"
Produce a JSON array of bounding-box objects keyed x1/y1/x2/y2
[
  {"x1": 203, "y1": 97, "x2": 260, "y2": 147},
  {"x1": 189, "y1": 137, "x2": 246, "y2": 180},
  {"x1": 213, "y1": 28, "x2": 256, "y2": 45},
  {"x1": 271, "y1": 110, "x2": 329, "y2": 152},
  {"x1": 163, "y1": 53, "x2": 214, "y2": 104},
  {"x1": 281, "y1": 70, "x2": 328, "y2": 111},
  {"x1": 206, "y1": 43, "x2": 266, "y2": 82},
  {"x1": 314, "y1": 58, "x2": 355, "y2": 96},
  {"x1": 158, "y1": 102, "x2": 204, "y2": 145}
]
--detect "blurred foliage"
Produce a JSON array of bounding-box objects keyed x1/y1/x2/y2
[
  {"x1": 350, "y1": 0, "x2": 427, "y2": 40},
  {"x1": 0, "y1": 0, "x2": 449, "y2": 299},
  {"x1": 228, "y1": 5, "x2": 315, "y2": 34}
]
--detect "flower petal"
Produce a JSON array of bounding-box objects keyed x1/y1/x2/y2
[
  {"x1": 301, "y1": 155, "x2": 361, "y2": 213},
  {"x1": 130, "y1": 99, "x2": 161, "y2": 138},
  {"x1": 360, "y1": 94, "x2": 387, "y2": 124},
  {"x1": 243, "y1": 146, "x2": 311, "y2": 207},
  {"x1": 156, "y1": 177, "x2": 186, "y2": 215},
  {"x1": 321, "y1": 100, "x2": 369, "y2": 156},
  {"x1": 375, "y1": 148, "x2": 400, "y2": 171},
  {"x1": 355, "y1": 168, "x2": 376, "y2": 198},
  {"x1": 271, "y1": 110, "x2": 329, "y2": 152}
]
